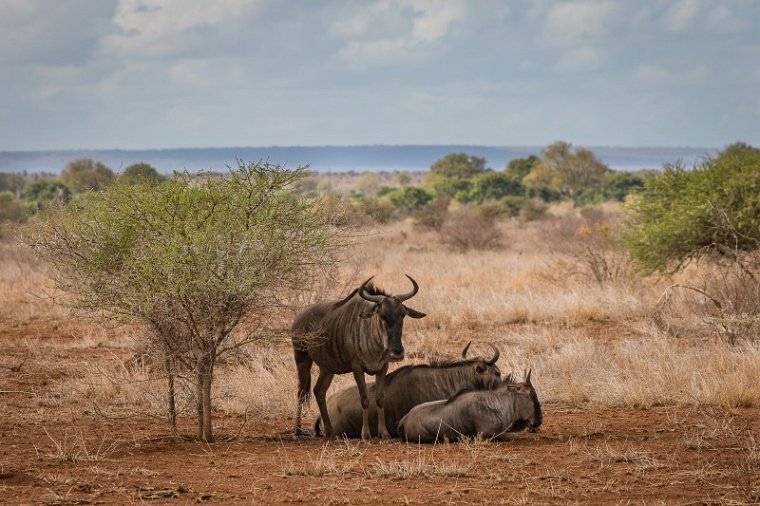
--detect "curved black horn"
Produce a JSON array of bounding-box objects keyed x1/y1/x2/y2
[
  {"x1": 461, "y1": 341, "x2": 472, "y2": 359},
  {"x1": 525, "y1": 369, "x2": 532, "y2": 386},
  {"x1": 396, "y1": 274, "x2": 420, "y2": 302},
  {"x1": 486, "y1": 343, "x2": 500, "y2": 366},
  {"x1": 358, "y1": 276, "x2": 384, "y2": 304}
]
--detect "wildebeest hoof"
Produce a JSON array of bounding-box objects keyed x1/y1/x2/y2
[{"x1": 294, "y1": 427, "x2": 317, "y2": 437}]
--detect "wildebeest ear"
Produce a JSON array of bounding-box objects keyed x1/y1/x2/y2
[
  {"x1": 359, "y1": 305, "x2": 378, "y2": 319},
  {"x1": 404, "y1": 306, "x2": 426, "y2": 319}
]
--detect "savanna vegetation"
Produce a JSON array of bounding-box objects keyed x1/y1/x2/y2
[{"x1": 2, "y1": 141, "x2": 760, "y2": 504}]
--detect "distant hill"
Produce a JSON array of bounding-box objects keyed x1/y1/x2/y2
[{"x1": 0, "y1": 145, "x2": 716, "y2": 174}]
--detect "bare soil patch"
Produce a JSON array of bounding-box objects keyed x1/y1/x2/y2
[{"x1": 2, "y1": 320, "x2": 759, "y2": 505}]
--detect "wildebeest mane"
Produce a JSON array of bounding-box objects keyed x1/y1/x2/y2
[
  {"x1": 444, "y1": 373, "x2": 515, "y2": 404},
  {"x1": 383, "y1": 357, "x2": 492, "y2": 386}
]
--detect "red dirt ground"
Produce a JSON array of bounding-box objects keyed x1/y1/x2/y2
[{"x1": 2, "y1": 318, "x2": 759, "y2": 505}]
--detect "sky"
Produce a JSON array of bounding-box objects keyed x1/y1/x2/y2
[{"x1": 1, "y1": 0, "x2": 759, "y2": 151}]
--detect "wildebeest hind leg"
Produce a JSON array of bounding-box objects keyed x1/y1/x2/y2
[{"x1": 293, "y1": 348, "x2": 313, "y2": 436}]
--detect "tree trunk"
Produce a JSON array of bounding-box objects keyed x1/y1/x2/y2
[
  {"x1": 165, "y1": 357, "x2": 177, "y2": 436},
  {"x1": 196, "y1": 356, "x2": 215, "y2": 442}
]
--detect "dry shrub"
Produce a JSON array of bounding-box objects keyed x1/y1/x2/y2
[
  {"x1": 437, "y1": 208, "x2": 503, "y2": 252},
  {"x1": 543, "y1": 208, "x2": 638, "y2": 287},
  {"x1": 412, "y1": 198, "x2": 449, "y2": 231},
  {"x1": 654, "y1": 255, "x2": 760, "y2": 343}
]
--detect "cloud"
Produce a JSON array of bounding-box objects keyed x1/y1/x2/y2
[
  {"x1": 660, "y1": 0, "x2": 701, "y2": 32},
  {"x1": 101, "y1": 0, "x2": 264, "y2": 59},
  {"x1": 331, "y1": 0, "x2": 467, "y2": 66},
  {"x1": 704, "y1": 4, "x2": 744, "y2": 33},
  {"x1": 660, "y1": 0, "x2": 744, "y2": 34},
  {"x1": 555, "y1": 46, "x2": 605, "y2": 72},
  {"x1": 0, "y1": 0, "x2": 117, "y2": 65},
  {"x1": 633, "y1": 63, "x2": 710, "y2": 88},
  {"x1": 542, "y1": 1, "x2": 621, "y2": 48}
]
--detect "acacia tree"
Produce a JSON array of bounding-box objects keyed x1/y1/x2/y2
[
  {"x1": 119, "y1": 162, "x2": 163, "y2": 185},
  {"x1": 623, "y1": 144, "x2": 760, "y2": 342},
  {"x1": 59, "y1": 159, "x2": 115, "y2": 192},
  {"x1": 26, "y1": 161, "x2": 344, "y2": 441},
  {"x1": 623, "y1": 144, "x2": 760, "y2": 273},
  {"x1": 523, "y1": 141, "x2": 609, "y2": 203}
]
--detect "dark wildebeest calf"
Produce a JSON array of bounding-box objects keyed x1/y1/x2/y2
[
  {"x1": 292, "y1": 275, "x2": 425, "y2": 440},
  {"x1": 398, "y1": 370, "x2": 542, "y2": 443},
  {"x1": 314, "y1": 342, "x2": 503, "y2": 438}
]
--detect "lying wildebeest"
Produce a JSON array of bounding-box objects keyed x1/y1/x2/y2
[
  {"x1": 314, "y1": 342, "x2": 503, "y2": 438},
  {"x1": 398, "y1": 370, "x2": 542, "y2": 443},
  {"x1": 292, "y1": 275, "x2": 425, "y2": 440}
]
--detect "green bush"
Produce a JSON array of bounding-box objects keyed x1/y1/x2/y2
[
  {"x1": 59, "y1": 159, "x2": 114, "y2": 193},
  {"x1": 463, "y1": 171, "x2": 524, "y2": 204},
  {"x1": 0, "y1": 192, "x2": 26, "y2": 234},
  {"x1": 386, "y1": 186, "x2": 433, "y2": 213},
  {"x1": 623, "y1": 143, "x2": 760, "y2": 272},
  {"x1": 22, "y1": 180, "x2": 71, "y2": 213}
]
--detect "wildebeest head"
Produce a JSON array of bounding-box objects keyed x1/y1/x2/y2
[
  {"x1": 507, "y1": 369, "x2": 542, "y2": 432},
  {"x1": 358, "y1": 275, "x2": 425, "y2": 362},
  {"x1": 458, "y1": 341, "x2": 502, "y2": 389}
]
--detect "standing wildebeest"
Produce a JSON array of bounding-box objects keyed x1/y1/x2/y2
[
  {"x1": 292, "y1": 275, "x2": 425, "y2": 440},
  {"x1": 314, "y1": 342, "x2": 503, "y2": 438},
  {"x1": 398, "y1": 370, "x2": 542, "y2": 443}
]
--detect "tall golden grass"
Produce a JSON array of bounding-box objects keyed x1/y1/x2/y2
[{"x1": 4, "y1": 207, "x2": 760, "y2": 427}]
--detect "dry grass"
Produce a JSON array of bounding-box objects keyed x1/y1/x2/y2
[{"x1": 4, "y1": 211, "x2": 760, "y2": 429}]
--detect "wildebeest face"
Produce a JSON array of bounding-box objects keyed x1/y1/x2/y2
[
  {"x1": 360, "y1": 297, "x2": 425, "y2": 362},
  {"x1": 511, "y1": 371, "x2": 542, "y2": 432},
  {"x1": 358, "y1": 275, "x2": 425, "y2": 362}
]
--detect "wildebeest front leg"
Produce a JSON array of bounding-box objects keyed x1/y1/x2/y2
[
  {"x1": 374, "y1": 365, "x2": 392, "y2": 440},
  {"x1": 314, "y1": 369, "x2": 335, "y2": 437},
  {"x1": 351, "y1": 368, "x2": 372, "y2": 441}
]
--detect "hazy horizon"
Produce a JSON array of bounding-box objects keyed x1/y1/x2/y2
[{"x1": 0, "y1": 144, "x2": 717, "y2": 174}]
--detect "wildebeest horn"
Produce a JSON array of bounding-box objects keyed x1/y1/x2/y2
[
  {"x1": 525, "y1": 369, "x2": 532, "y2": 386},
  {"x1": 461, "y1": 341, "x2": 472, "y2": 359},
  {"x1": 396, "y1": 274, "x2": 419, "y2": 302},
  {"x1": 358, "y1": 276, "x2": 385, "y2": 303},
  {"x1": 486, "y1": 343, "x2": 500, "y2": 365}
]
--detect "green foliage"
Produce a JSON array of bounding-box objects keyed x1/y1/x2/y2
[
  {"x1": 601, "y1": 170, "x2": 647, "y2": 202},
  {"x1": 524, "y1": 141, "x2": 610, "y2": 203},
  {"x1": 386, "y1": 186, "x2": 433, "y2": 213},
  {"x1": 22, "y1": 180, "x2": 71, "y2": 213},
  {"x1": 463, "y1": 171, "x2": 524, "y2": 204},
  {"x1": 395, "y1": 171, "x2": 412, "y2": 185},
  {"x1": 505, "y1": 155, "x2": 539, "y2": 180},
  {"x1": 0, "y1": 173, "x2": 26, "y2": 194},
  {"x1": 429, "y1": 153, "x2": 486, "y2": 179},
  {"x1": 59, "y1": 159, "x2": 115, "y2": 192},
  {"x1": 623, "y1": 145, "x2": 760, "y2": 272},
  {"x1": 26, "y1": 161, "x2": 343, "y2": 441},
  {"x1": 0, "y1": 192, "x2": 26, "y2": 233},
  {"x1": 119, "y1": 163, "x2": 163, "y2": 185},
  {"x1": 376, "y1": 185, "x2": 395, "y2": 197},
  {"x1": 427, "y1": 176, "x2": 473, "y2": 200}
]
